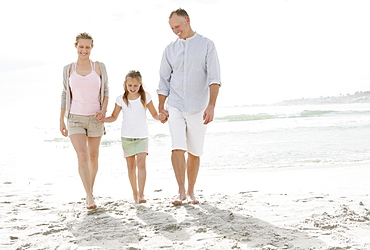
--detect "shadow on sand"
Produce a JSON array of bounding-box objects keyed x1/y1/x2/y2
[{"x1": 136, "y1": 198, "x2": 325, "y2": 249}]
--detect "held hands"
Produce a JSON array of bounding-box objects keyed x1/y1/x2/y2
[
  {"x1": 158, "y1": 106, "x2": 214, "y2": 124},
  {"x1": 59, "y1": 111, "x2": 105, "y2": 138},
  {"x1": 95, "y1": 111, "x2": 106, "y2": 123},
  {"x1": 159, "y1": 110, "x2": 169, "y2": 123}
]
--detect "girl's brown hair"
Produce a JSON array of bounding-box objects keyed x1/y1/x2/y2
[{"x1": 123, "y1": 70, "x2": 146, "y2": 108}]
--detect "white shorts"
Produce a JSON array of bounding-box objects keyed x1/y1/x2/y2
[{"x1": 167, "y1": 106, "x2": 207, "y2": 156}]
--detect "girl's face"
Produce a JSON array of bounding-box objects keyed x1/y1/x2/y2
[
  {"x1": 76, "y1": 39, "x2": 93, "y2": 59},
  {"x1": 125, "y1": 77, "x2": 141, "y2": 95}
]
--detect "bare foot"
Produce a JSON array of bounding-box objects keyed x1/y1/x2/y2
[
  {"x1": 133, "y1": 192, "x2": 139, "y2": 204},
  {"x1": 137, "y1": 195, "x2": 147, "y2": 203},
  {"x1": 86, "y1": 195, "x2": 97, "y2": 209},
  {"x1": 172, "y1": 193, "x2": 186, "y2": 205},
  {"x1": 187, "y1": 193, "x2": 199, "y2": 204},
  {"x1": 87, "y1": 203, "x2": 97, "y2": 209}
]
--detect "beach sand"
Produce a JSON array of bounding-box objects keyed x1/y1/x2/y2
[{"x1": 1, "y1": 144, "x2": 370, "y2": 249}]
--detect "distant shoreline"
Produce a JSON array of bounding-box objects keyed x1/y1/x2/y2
[
  {"x1": 277, "y1": 91, "x2": 370, "y2": 105},
  {"x1": 229, "y1": 91, "x2": 370, "y2": 108}
]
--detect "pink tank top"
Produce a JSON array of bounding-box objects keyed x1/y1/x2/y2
[{"x1": 69, "y1": 61, "x2": 101, "y2": 115}]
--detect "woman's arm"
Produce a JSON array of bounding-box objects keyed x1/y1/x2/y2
[
  {"x1": 96, "y1": 95, "x2": 109, "y2": 121},
  {"x1": 60, "y1": 64, "x2": 72, "y2": 137},
  {"x1": 60, "y1": 108, "x2": 67, "y2": 137},
  {"x1": 95, "y1": 61, "x2": 109, "y2": 122}
]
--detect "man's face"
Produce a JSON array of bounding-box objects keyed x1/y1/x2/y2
[{"x1": 169, "y1": 14, "x2": 190, "y2": 39}]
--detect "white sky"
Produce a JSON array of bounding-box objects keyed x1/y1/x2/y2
[{"x1": 1, "y1": 0, "x2": 370, "y2": 106}]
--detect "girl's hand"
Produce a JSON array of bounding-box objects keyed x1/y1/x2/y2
[
  {"x1": 159, "y1": 111, "x2": 168, "y2": 123},
  {"x1": 159, "y1": 113, "x2": 166, "y2": 121}
]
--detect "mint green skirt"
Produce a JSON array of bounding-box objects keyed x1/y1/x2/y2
[{"x1": 121, "y1": 137, "x2": 148, "y2": 157}]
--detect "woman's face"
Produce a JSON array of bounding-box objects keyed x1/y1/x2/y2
[
  {"x1": 125, "y1": 77, "x2": 141, "y2": 95},
  {"x1": 75, "y1": 39, "x2": 93, "y2": 59}
]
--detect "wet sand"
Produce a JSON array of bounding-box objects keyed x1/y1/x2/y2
[{"x1": 1, "y1": 145, "x2": 370, "y2": 249}]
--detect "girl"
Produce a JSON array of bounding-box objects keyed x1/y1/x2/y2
[
  {"x1": 105, "y1": 70, "x2": 164, "y2": 203},
  {"x1": 60, "y1": 32, "x2": 109, "y2": 210}
]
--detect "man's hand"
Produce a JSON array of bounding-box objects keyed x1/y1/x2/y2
[
  {"x1": 203, "y1": 105, "x2": 215, "y2": 125},
  {"x1": 159, "y1": 109, "x2": 169, "y2": 123}
]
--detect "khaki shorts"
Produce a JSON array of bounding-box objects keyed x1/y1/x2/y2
[{"x1": 67, "y1": 114, "x2": 105, "y2": 137}]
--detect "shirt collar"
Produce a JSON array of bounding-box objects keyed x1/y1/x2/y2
[{"x1": 180, "y1": 32, "x2": 197, "y2": 41}]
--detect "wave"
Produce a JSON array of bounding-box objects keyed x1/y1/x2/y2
[
  {"x1": 152, "y1": 134, "x2": 169, "y2": 139},
  {"x1": 216, "y1": 113, "x2": 279, "y2": 122},
  {"x1": 44, "y1": 138, "x2": 69, "y2": 143},
  {"x1": 216, "y1": 110, "x2": 370, "y2": 122},
  {"x1": 299, "y1": 110, "x2": 336, "y2": 117}
]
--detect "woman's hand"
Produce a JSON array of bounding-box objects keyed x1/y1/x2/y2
[
  {"x1": 95, "y1": 111, "x2": 106, "y2": 123},
  {"x1": 60, "y1": 120, "x2": 68, "y2": 137}
]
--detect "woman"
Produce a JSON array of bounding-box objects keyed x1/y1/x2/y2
[{"x1": 60, "y1": 32, "x2": 109, "y2": 209}]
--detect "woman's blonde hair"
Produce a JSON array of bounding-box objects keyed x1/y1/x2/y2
[
  {"x1": 75, "y1": 32, "x2": 94, "y2": 47},
  {"x1": 123, "y1": 70, "x2": 146, "y2": 108}
]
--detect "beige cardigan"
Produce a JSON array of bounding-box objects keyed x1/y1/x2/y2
[{"x1": 60, "y1": 61, "x2": 109, "y2": 118}]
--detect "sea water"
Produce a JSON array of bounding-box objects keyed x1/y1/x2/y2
[{"x1": 1, "y1": 64, "x2": 370, "y2": 182}]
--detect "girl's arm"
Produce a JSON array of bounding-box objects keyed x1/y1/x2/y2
[
  {"x1": 147, "y1": 101, "x2": 166, "y2": 121},
  {"x1": 105, "y1": 104, "x2": 122, "y2": 123}
]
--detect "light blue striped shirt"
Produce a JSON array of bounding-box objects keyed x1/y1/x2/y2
[{"x1": 157, "y1": 33, "x2": 221, "y2": 113}]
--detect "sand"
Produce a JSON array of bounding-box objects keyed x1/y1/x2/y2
[{"x1": 1, "y1": 147, "x2": 370, "y2": 250}]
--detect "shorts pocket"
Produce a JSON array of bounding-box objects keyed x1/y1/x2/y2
[
  {"x1": 68, "y1": 119, "x2": 81, "y2": 127},
  {"x1": 92, "y1": 118, "x2": 104, "y2": 129}
]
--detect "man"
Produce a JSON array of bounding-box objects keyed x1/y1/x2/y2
[{"x1": 157, "y1": 8, "x2": 221, "y2": 205}]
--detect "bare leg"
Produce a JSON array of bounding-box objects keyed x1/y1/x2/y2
[
  {"x1": 187, "y1": 153, "x2": 200, "y2": 204},
  {"x1": 69, "y1": 134, "x2": 96, "y2": 209},
  {"x1": 136, "y1": 153, "x2": 147, "y2": 203},
  {"x1": 126, "y1": 156, "x2": 138, "y2": 203},
  {"x1": 87, "y1": 136, "x2": 102, "y2": 192},
  {"x1": 171, "y1": 150, "x2": 187, "y2": 205}
]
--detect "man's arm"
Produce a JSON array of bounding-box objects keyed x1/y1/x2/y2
[
  {"x1": 158, "y1": 94, "x2": 169, "y2": 123},
  {"x1": 203, "y1": 83, "x2": 220, "y2": 125}
]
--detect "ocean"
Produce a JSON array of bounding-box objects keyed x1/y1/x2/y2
[{"x1": 1, "y1": 64, "x2": 370, "y2": 185}]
